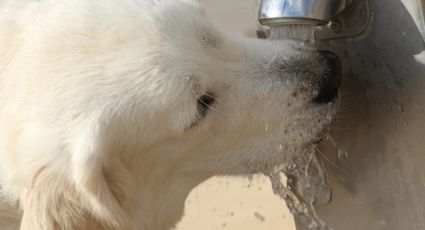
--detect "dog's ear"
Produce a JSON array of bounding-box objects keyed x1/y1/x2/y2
[{"x1": 71, "y1": 115, "x2": 127, "y2": 229}]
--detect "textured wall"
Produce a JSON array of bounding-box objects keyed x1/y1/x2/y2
[{"x1": 308, "y1": 0, "x2": 425, "y2": 229}]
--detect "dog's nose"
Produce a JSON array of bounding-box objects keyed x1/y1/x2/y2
[{"x1": 313, "y1": 51, "x2": 342, "y2": 104}]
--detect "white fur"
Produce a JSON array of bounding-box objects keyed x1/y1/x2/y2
[{"x1": 0, "y1": 0, "x2": 338, "y2": 229}]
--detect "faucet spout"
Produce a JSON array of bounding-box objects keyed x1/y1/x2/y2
[{"x1": 258, "y1": 0, "x2": 352, "y2": 26}]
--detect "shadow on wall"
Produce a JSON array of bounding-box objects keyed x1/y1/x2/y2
[{"x1": 307, "y1": 0, "x2": 425, "y2": 229}]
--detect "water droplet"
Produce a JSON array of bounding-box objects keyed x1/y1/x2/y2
[
  {"x1": 286, "y1": 163, "x2": 297, "y2": 172},
  {"x1": 337, "y1": 149, "x2": 349, "y2": 161}
]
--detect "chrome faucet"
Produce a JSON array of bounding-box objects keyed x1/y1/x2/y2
[
  {"x1": 258, "y1": 0, "x2": 373, "y2": 41},
  {"x1": 259, "y1": 0, "x2": 352, "y2": 26}
]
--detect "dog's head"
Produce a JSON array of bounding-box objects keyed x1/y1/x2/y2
[
  {"x1": 25, "y1": 0, "x2": 340, "y2": 176},
  {"x1": 114, "y1": 1, "x2": 341, "y2": 174}
]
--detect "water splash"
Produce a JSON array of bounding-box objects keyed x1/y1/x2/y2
[
  {"x1": 267, "y1": 24, "x2": 334, "y2": 229},
  {"x1": 268, "y1": 146, "x2": 331, "y2": 230},
  {"x1": 337, "y1": 149, "x2": 349, "y2": 162}
]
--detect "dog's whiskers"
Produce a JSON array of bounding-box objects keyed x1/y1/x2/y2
[
  {"x1": 305, "y1": 153, "x2": 314, "y2": 177},
  {"x1": 313, "y1": 145, "x2": 350, "y2": 175},
  {"x1": 325, "y1": 133, "x2": 339, "y2": 148}
]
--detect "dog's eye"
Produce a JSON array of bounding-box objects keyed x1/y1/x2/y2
[{"x1": 197, "y1": 93, "x2": 215, "y2": 118}]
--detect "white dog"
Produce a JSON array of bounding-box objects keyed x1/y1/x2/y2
[{"x1": 0, "y1": 0, "x2": 341, "y2": 229}]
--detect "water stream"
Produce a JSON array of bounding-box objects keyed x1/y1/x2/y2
[
  {"x1": 268, "y1": 24, "x2": 332, "y2": 230},
  {"x1": 269, "y1": 25, "x2": 316, "y2": 43}
]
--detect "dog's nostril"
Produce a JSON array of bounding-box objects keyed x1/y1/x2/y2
[{"x1": 313, "y1": 51, "x2": 342, "y2": 104}]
